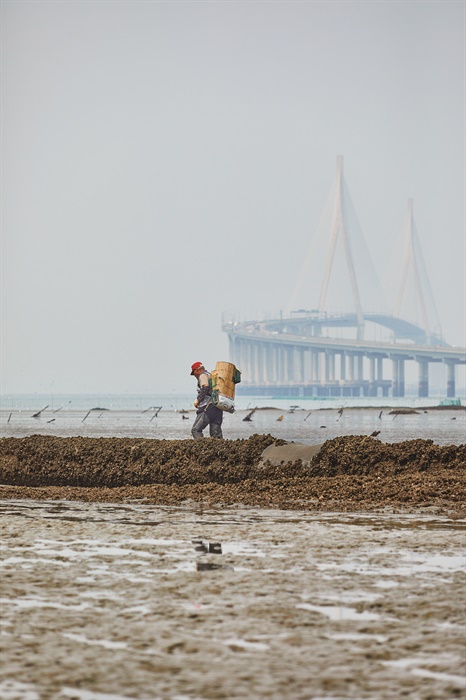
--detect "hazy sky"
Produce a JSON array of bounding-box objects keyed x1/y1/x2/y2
[{"x1": 1, "y1": 0, "x2": 465, "y2": 395}]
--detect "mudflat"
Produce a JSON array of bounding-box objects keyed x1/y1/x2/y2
[
  {"x1": 1, "y1": 500, "x2": 465, "y2": 700},
  {"x1": 1, "y1": 435, "x2": 465, "y2": 699}
]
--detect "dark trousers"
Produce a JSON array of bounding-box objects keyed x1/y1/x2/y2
[{"x1": 191, "y1": 404, "x2": 223, "y2": 439}]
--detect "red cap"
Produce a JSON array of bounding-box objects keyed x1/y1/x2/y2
[{"x1": 190, "y1": 362, "x2": 203, "y2": 375}]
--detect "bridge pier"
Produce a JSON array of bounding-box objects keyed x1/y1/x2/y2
[
  {"x1": 249, "y1": 343, "x2": 256, "y2": 385},
  {"x1": 325, "y1": 351, "x2": 336, "y2": 384},
  {"x1": 391, "y1": 357, "x2": 406, "y2": 397},
  {"x1": 418, "y1": 360, "x2": 429, "y2": 398},
  {"x1": 446, "y1": 361, "x2": 456, "y2": 398},
  {"x1": 253, "y1": 343, "x2": 260, "y2": 385},
  {"x1": 311, "y1": 351, "x2": 319, "y2": 383},
  {"x1": 258, "y1": 344, "x2": 266, "y2": 385},
  {"x1": 377, "y1": 356, "x2": 384, "y2": 383},
  {"x1": 340, "y1": 352, "x2": 346, "y2": 382},
  {"x1": 286, "y1": 346, "x2": 293, "y2": 384},
  {"x1": 366, "y1": 355, "x2": 386, "y2": 397},
  {"x1": 382, "y1": 357, "x2": 389, "y2": 396},
  {"x1": 263, "y1": 343, "x2": 271, "y2": 384},
  {"x1": 277, "y1": 345, "x2": 284, "y2": 384},
  {"x1": 369, "y1": 356, "x2": 377, "y2": 396},
  {"x1": 357, "y1": 354, "x2": 364, "y2": 383},
  {"x1": 296, "y1": 348, "x2": 305, "y2": 384},
  {"x1": 399, "y1": 359, "x2": 405, "y2": 397},
  {"x1": 392, "y1": 358, "x2": 398, "y2": 397}
]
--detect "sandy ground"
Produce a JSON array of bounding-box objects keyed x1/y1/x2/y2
[{"x1": 1, "y1": 500, "x2": 465, "y2": 700}]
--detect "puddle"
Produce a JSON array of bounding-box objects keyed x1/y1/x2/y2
[
  {"x1": 62, "y1": 633, "x2": 128, "y2": 650},
  {"x1": 196, "y1": 562, "x2": 234, "y2": 572},
  {"x1": 382, "y1": 658, "x2": 466, "y2": 688},
  {"x1": 296, "y1": 602, "x2": 382, "y2": 621}
]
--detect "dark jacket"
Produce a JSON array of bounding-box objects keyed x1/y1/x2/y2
[{"x1": 196, "y1": 371, "x2": 212, "y2": 411}]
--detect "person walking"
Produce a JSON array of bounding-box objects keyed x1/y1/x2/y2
[{"x1": 190, "y1": 362, "x2": 223, "y2": 439}]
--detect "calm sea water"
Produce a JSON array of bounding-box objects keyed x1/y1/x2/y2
[
  {"x1": 1, "y1": 393, "x2": 464, "y2": 445},
  {"x1": 1, "y1": 392, "x2": 464, "y2": 413}
]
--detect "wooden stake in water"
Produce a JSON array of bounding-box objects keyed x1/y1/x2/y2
[
  {"x1": 32, "y1": 406, "x2": 49, "y2": 418},
  {"x1": 150, "y1": 407, "x2": 162, "y2": 421},
  {"x1": 243, "y1": 408, "x2": 256, "y2": 422}
]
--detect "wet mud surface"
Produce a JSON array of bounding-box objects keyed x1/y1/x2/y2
[
  {"x1": 1, "y1": 434, "x2": 465, "y2": 699},
  {"x1": 1, "y1": 500, "x2": 465, "y2": 700},
  {"x1": 0, "y1": 434, "x2": 465, "y2": 514}
]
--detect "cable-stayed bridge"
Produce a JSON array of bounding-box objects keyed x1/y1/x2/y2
[{"x1": 223, "y1": 157, "x2": 465, "y2": 398}]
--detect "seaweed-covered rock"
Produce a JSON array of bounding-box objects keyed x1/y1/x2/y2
[
  {"x1": 0, "y1": 434, "x2": 277, "y2": 487},
  {"x1": 311, "y1": 436, "x2": 466, "y2": 476},
  {"x1": 0, "y1": 434, "x2": 464, "y2": 512}
]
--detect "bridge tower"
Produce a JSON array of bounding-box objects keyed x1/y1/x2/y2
[
  {"x1": 288, "y1": 155, "x2": 385, "y2": 338},
  {"x1": 394, "y1": 198, "x2": 442, "y2": 343},
  {"x1": 393, "y1": 198, "x2": 445, "y2": 396},
  {"x1": 318, "y1": 156, "x2": 364, "y2": 338}
]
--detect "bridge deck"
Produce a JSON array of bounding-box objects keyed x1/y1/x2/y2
[{"x1": 223, "y1": 318, "x2": 466, "y2": 398}]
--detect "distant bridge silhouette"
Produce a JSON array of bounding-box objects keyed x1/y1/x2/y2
[{"x1": 224, "y1": 157, "x2": 465, "y2": 398}]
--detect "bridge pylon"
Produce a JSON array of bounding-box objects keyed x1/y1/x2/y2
[
  {"x1": 318, "y1": 156, "x2": 364, "y2": 337},
  {"x1": 287, "y1": 155, "x2": 385, "y2": 339},
  {"x1": 394, "y1": 198, "x2": 442, "y2": 344}
]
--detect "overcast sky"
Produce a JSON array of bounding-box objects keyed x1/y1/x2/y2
[{"x1": 1, "y1": 0, "x2": 464, "y2": 396}]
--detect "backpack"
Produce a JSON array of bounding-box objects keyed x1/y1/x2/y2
[{"x1": 209, "y1": 362, "x2": 242, "y2": 413}]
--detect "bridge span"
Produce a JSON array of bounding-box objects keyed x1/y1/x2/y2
[{"x1": 223, "y1": 316, "x2": 466, "y2": 398}]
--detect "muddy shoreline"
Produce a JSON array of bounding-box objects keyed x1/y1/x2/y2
[{"x1": 1, "y1": 434, "x2": 465, "y2": 514}]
